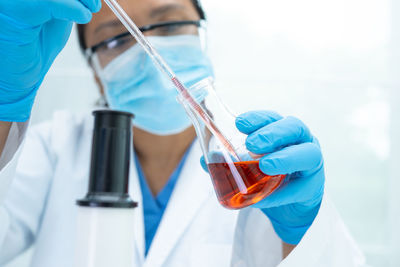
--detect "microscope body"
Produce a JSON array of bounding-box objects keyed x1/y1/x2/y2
[{"x1": 74, "y1": 110, "x2": 137, "y2": 267}]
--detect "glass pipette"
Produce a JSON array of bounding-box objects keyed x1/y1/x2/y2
[{"x1": 103, "y1": 0, "x2": 239, "y2": 160}]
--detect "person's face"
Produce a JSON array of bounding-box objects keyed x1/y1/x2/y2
[
  {"x1": 84, "y1": 0, "x2": 201, "y2": 94},
  {"x1": 85, "y1": 0, "x2": 201, "y2": 57}
]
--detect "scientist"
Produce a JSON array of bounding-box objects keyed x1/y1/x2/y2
[{"x1": 0, "y1": 0, "x2": 365, "y2": 266}]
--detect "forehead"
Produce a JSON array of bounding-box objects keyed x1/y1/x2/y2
[{"x1": 85, "y1": 0, "x2": 200, "y2": 47}]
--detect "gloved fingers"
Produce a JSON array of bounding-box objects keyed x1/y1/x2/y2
[
  {"x1": 0, "y1": 14, "x2": 40, "y2": 44},
  {"x1": 252, "y1": 167, "x2": 325, "y2": 208},
  {"x1": 311, "y1": 135, "x2": 321, "y2": 148},
  {"x1": 200, "y1": 151, "x2": 241, "y2": 173},
  {"x1": 41, "y1": 20, "x2": 74, "y2": 68},
  {"x1": 258, "y1": 142, "x2": 323, "y2": 176},
  {"x1": 45, "y1": 0, "x2": 94, "y2": 24},
  {"x1": 252, "y1": 142, "x2": 324, "y2": 208},
  {"x1": 245, "y1": 116, "x2": 313, "y2": 154},
  {"x1": 200, "y1": 152, "x2": 225, "y2": 173},
  {"x1": 200, "y1": 156, "x2": 208, "y2": 173},
  {"x1": 79, "y1": 0, "x2": 102, "y2": 13},
  {"x1": 0, "y1": 0, "x2": 99, "y2": 25},
  {"x1": 235, "y1": 110, "x2": 283, "y2": 134}
]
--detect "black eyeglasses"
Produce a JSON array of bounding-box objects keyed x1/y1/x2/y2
[{"x1": 85, "y1": 20, "x2": 202, "y2": 64}]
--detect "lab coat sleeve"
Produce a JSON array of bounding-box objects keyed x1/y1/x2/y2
[
  {"x1": 0, "y1": 122, "x2": 28, "y2": 259},
  {"x1": 0, "y1": 122, "x2": 54, "y2": 264},
  {"x1": 0, "y1": 122, "x2": 28, "y2": 202},
  {"x1": 230, "y1": 194, "x2": 367, "y2": 267}
]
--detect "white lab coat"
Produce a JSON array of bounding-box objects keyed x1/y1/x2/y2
[{"x1": 0, "y1": 110, "x2": 366, "y2": 267}]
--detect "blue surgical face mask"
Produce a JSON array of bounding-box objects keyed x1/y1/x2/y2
[{"x1": 96, "y1": 35, "x2": 214, "y2": 135}]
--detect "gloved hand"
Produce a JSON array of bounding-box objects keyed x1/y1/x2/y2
[
  {"x1": 235, "y1": 110, "x2": 325, "y2": 245},
  {"x1": 0, "y1": 0, "x2": 101, "y2": 122}
]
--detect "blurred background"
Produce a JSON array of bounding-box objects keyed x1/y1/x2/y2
[{"x1": 6, "y1": 0, "x2": 399, "y2": 266}]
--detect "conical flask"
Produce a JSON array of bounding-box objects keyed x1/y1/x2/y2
[{"x1": 178, "y1": 78, "x2": 286, "y2": 209}]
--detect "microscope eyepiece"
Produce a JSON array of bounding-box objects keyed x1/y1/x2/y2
[{"x1": 77, "y1": 110, "x2": 137, "y2": 208}]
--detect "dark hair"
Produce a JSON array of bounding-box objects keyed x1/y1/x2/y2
[{"x1": 77, "y1": 0, "x2": 206, "y2": 52}]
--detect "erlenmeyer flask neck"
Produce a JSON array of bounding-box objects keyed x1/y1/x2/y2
[{"x1": 180, "y1": 77, "x2": 246, "y2": 155}]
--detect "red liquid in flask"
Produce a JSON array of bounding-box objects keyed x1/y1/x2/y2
[{"x1": 207, "y1": 161, "x2": 285, "y2": 209}]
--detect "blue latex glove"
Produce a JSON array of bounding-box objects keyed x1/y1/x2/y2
[
  {"x1": 0, "y1": 0, "x2": 101, "y2": 122},
  {"x1": 235, "y1": 110, "x2": 325, "y2": 245}
]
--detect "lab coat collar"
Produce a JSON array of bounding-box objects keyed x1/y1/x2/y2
[
  {"x1": 133, "y1": 141, "x2": 213, "y2": 267},
  {"x1": 129, "y1": 152, "x2": 146, "y2": 265}
]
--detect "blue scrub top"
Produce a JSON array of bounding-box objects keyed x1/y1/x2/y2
[{"x1": 134, "y1": 146, "x2": 192, "y2": 256}]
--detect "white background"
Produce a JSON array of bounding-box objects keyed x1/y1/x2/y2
[{"x1": 5, "y1": 0, "x2": 399, "y2": 266}]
